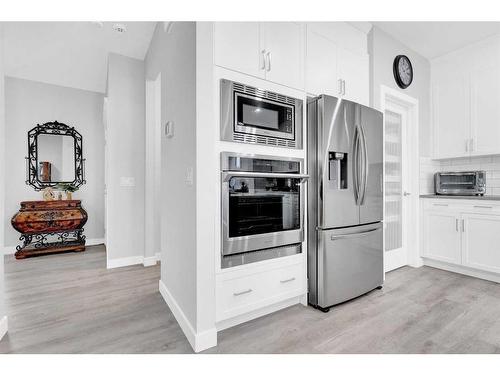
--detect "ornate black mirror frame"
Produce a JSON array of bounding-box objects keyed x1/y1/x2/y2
[{"x1": 26, "y1": 121, "x2": 86, "y2": 191}]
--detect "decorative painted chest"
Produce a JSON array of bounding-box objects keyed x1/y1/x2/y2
[{"x1": 11, "y1": 200, "x2": 88, "y2": 259}]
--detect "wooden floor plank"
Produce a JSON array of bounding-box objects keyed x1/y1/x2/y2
[{"x1": 1, "y1": 246, "x2": 500, "y2": 353}]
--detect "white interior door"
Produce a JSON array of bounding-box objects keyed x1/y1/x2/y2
[{"x1": 384, "y1": 105, "x2": 410, "y2": 272}]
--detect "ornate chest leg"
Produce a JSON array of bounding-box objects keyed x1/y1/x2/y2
[{"x1": 15, "y1": 234, "x2": 33, "y2": 259}]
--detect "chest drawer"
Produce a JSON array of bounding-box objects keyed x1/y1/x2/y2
[{"x1": 216, "y1": 262, "x2": 305, "y2": 322}]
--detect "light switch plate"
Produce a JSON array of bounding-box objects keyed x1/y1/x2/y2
[{"x1": 165, "y1": 121, "x2": 174, "y2": 138}]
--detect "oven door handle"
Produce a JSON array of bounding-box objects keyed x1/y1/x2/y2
[{"x1": 222, "y1": 171, "x2": 310, "y2": 182}]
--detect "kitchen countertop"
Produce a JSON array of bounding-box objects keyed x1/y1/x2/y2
[{"x1": 420, "y1": 194, "x2": 500, "y2": 201}]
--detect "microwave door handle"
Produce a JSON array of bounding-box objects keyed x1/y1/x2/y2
[{"x1": 222, "y1": 171, "x2": 310, "y2": 182}]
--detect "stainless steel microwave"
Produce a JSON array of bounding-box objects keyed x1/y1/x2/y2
[
  {"x1": 220, "y1": 79, "x2": 303, "y2": 149},
  {"x1": 435, "y1": 171, "x2": 486, "y2": 196}
]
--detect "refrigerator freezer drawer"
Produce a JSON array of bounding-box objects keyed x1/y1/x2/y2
[{"x1": 317, "y1": 222, "x2": 383, "y2": 308}]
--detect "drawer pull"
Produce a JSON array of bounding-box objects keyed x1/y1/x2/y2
[
  {"x1": 280, "y1": 277, "x2": 296, "y2": 284},
  {"x1": 233, "y1": 289, "x2": 253, "y2": 296},
  {"x1": 473, "y1": 205, "x2": 492, "y2": 209}
]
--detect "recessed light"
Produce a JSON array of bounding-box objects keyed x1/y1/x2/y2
[{"x1": 113, "y1": 23, "x2": 127, "y2": 33}]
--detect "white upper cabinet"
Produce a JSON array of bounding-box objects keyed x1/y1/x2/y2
[
  {"x1": 305, "y1": 24, "x2": 369, "y2": 105},
  {"x1": 305, "y1": 29, "x2": 339, "y2": 96},
  {"x1": 338, "y1": 48, "x2": 369, "y2": 106},
  {"x1": 213, "y1": 22, "x2": 304, "y2": 90},
  {"x1": 431, "y1": 35, "x2": 500, "y2": 159},
  {"x1": 214, "y1": 22, "x2": 264, "y2": 79},
  {"x1": 262, "y1": 22, "x2": 304, "y2": 90},
  {"x1": 470, "y1": 63, "x2": 500, "y2": 156},
  {"x1": 432, "y1": 75, "x2": 470, "y2": 159},
  {"x1": 213, "y1": 22, "x2": 369, "y2": 99}
]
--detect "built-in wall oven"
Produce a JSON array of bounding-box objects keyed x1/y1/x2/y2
[
  {"x1": 220, "y1": 79, "x2": 303, "y2": 149},
  {"x1": 221, "y1": 152, "x2": 308, "y2": 268}
]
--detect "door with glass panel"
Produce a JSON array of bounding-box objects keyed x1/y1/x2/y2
[{"x1": 384, "y1": 106, "x2": 410, "y2": 271}]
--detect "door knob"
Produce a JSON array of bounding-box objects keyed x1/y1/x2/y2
[{"x1": 403, "y1": 191, "x2": 411, "y2": 196}]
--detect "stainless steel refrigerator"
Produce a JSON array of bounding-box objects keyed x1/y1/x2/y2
[{"x1": 307, "y1": 95, "x2": 384, "y2": 312}]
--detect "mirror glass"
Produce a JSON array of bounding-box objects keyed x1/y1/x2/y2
[{"x1": 37, "y1": 134, "x2": 76, "y2": 183}]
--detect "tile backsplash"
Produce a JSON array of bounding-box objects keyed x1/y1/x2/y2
[{"x1": 420, "y1": 156, "x2": 500, "y2": 195}]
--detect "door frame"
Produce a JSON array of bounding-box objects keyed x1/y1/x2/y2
[
  {"x1": 380, "y1": 85, "x2": 422, "y2": 272},
  {"x1": 144, "y1": 73, "x2": 162, "y2": 266}
]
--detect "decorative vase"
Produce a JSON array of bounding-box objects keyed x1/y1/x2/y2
[{"x1": 66, "y1": 191, "x2": 73, "y2": 200}]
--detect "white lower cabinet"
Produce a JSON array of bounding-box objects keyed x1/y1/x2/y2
[
  {"x1": 216, "y1": 257, "x2": 305, "y2": 323},
  {"x1": 462, "y1": 213, "x2": 500, "y2": 273},
  {"x1": 423, "y1": 210, "x2": 461, "y2": 265},
  {"x1": 422, "y1": 199, "x2": 500, "y2": 277}
]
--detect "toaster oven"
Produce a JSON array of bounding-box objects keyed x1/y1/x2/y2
[{"x1": 435, "y1": 171, "x2": 486, "y2": 196}]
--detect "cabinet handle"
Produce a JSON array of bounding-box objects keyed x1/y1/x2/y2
[
  {"x1": 338, "y1": 79, "x2": 343, "y2": 95},
  {"x1": 456, "y1": 218, "x2": 458, "y2": 232},
  {"x1": 433, "y1": 203, "x2": 449, "y2": 206},
  {"x1": 265, "y1": 51, "x2": 271, "y2": 72},
  {"x1": 233, "y1": 288, "x2": 253, "y2": 296},
  {"x1": 462, "y1": 219, "x2": 465, "y2": 233},
  {"x1": 260, "y1": 50, "x2": 266, "y2": 70},
  {"x1": 465, "y1": 139, "x2": 469, "y2": 152},
  {"x1": 471, "y1": 138, "x2": 475, "y2": 152},
  {"x1": 342, "y1": 79, "x2": 346, "y2": 95},
  {"x1": 473, "y1": 205, "x2": 492, "y2": 209},
  {"x1": 280, "y1": 277, "x2": 296, "y2": 284}
]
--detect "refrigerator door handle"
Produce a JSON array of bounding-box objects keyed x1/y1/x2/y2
[
  {"x1": 330, "y1": 227, "x2": 381, "y2": 240},
  {"x1": 359, "y1": 123, "x2": 369, "y2": 205},
  {"x1": 352, "y1": 125, "x2": 360, "y2": 205}
]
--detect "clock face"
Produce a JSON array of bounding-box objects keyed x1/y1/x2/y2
[{"x1": 393, "y1": 55, "x2": 413, "y2": 89}]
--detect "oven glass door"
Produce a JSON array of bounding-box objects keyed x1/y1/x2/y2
[
  {"x1": 223, "y1": 175, "x2": 302, "y2": 255},
  {"x1": 234, "y1": 92, "x2": 295, "y2": 140}
]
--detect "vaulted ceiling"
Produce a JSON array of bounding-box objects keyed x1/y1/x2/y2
[
  {"x1": 2, "y1": 22, "x2": 157, "y2": 93},
  {"x1": 373, "y1": 22, "x2": 500, "y2": 60}
]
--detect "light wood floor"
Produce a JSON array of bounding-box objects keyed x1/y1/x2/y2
[{"x1": 2, "y1": 245, "x2": 500, "y2": 353}]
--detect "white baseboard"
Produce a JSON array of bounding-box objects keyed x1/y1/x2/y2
[
  {"x1": 0, "y1": 316, "x2": 8, "y2": 341},
  {"x1": 159, "y1": 280, "x2": 217, "y2": 352},
  {"x1": 143, "y1": 252, "x2": 161, "y2": 267},
  {"x1": 86, "y1": 238, "x2": 105, "y2": 247},
  {"x1": 107, "y1": 256, "x2": 144, "y2": 269},
  {"x1": 423, "y1": 258, "x2": 500, "y2": 284},
  {"x1": 3, "y1": 246, "x2": 16, "y2": 255}
]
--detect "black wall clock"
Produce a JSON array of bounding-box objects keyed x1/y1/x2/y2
[{"x1": 393, "y1": 55, "x2": 413, "y2": 89}]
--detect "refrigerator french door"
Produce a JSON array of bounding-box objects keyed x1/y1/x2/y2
[{"x1": 308, "y1": 95, "x2": 384, "y2": 311}]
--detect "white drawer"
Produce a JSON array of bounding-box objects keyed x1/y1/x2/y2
[{"x1": 216, "y1": 263, "x2": 304, "y2": 322}]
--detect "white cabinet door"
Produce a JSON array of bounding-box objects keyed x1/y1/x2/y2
[
  {"x1": 423, "y1": 210, "x2": 461, "y2": 264},
  {"x1": 305, "y1": 29, "x2": 339, "y2": 96},
  {"x1": 432, "y1": 76, "x2": 470, "y2": 159},
  {"x1": 262, "y1": 22, "x2": 304, "y2": 90},
  {"x1": 462, "y1": 213, "x2": 500, "y2": 273},
  {"x1": 214, "y1": 22, "x2": 264, "y2": 79},
  {"x1": 470, "y1": 64, "x2": 500, "y2": 155},
  {"x1": 338, "y1": 47, "x2": 369, "y2": 106}
]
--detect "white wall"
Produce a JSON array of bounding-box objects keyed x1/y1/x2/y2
[
  {"x1": 3, "y1": 77, "x2": 105, "y2": 249},
  {"x1": 368, "y1": 26, "x2": 431, "y2": 157},
  {"x1": 144, "y1": 22, "x2": 197, "y2": 329},
  {"x1": 106, "y1": 53, "x2": 146, "y2": 266},
  {"x1": 1, "y1": 24, "x2": 7, "y2": 333}
]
